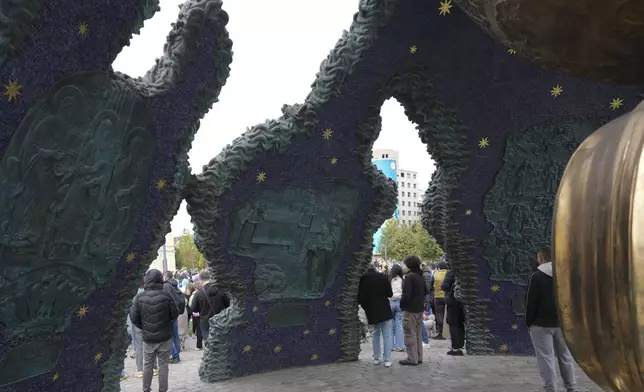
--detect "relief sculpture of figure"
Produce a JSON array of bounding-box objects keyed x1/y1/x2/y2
[
  {"x1": 236, "y1": 204, "x2": 266, "y2": 249},
  {"x1": 305, "y1": 224, "x2": 336, "y2": 293}
]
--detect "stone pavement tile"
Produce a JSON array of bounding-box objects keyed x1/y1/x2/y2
[{"x1": 120, "y1": 337, "x2": 604, "y2": 392}]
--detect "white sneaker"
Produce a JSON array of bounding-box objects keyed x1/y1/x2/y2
[
  {"x1": 384, "y1": 361, "x2": 392, "y2": 368},
  {"x1": 373, "y1": 359, "x2": 381, "y2": 365},
  {"x1": 423, "y1": 343, "x2": 431, "y2": 349}
]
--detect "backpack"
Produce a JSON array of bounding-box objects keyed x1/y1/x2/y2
[{"x1": 170, "y1": 285, "x2": 186, "y2": 314}]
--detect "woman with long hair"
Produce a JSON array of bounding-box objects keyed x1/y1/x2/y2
[{"x1": 389, "y1": 264, "x2": 405, "y2": 352}]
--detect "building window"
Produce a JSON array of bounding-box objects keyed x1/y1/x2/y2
[
  {"x1": 413, "y1": 193, "x2": 416, "y2": 198},
  {"x1": 401, "y1": 172, "x2": 405, "y2": 178},
  {"x1": 401, "y1": 181, "x2": 405, "y2": 187},
  {"x1": 407, "y1": 192, "x2": 410, "y2": 197},
  {"x1": 402, "y1": 201, "x2": 405, "y2": 206},
  {"x1": 402, "y1": 210, "x2": 406, "y2": 216},
  {"x1": 385, "y1": 154, "x2": 389, "y2": 158},
  {"x1": 413, "y1": 174, "x2": 416, "y2": 179},
  {"x1": 413, "y1": 183, "x2": 416, "y2": 189}
]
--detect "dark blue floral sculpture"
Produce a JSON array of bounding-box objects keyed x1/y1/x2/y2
[{"x1": 0, "y1": 0, "x2": 232, "y2": 391}]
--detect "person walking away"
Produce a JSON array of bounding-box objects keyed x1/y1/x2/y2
[
  {"x1": 442, "y1": 267, "x2": 465, "y2": 356},
  {"x1": 190, "y1": 270, "x2": 230, "y2": 344},
  {"x1": 130, "y1": 269, "x2": 179, "y2": 392},
  {"x1": 189, "y1": 282, "x2": 203, "y2": 350},
  {"x1": 163, "y1": 271, "x2": 186, "y2": 363},
  {"x1": 131, "y1": 280, "x2": 159, "y2": 378},
  {"x1": 526, "y1": 246, "x2": 577, "y2": 392},
  {"x1": 389, "y1": 265, "x2": 405, "y2": 352},
  {"x1": 358, "y1": 264, "x2": 394, "y2": 367},
  {"x1": 429, "y1": 261, "x2": 448, "y2": 339},
  {"x1": 399, "y1": 255, "x2": 428, "y2": 366}
]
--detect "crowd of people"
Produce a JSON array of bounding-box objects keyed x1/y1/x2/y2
[
  {"x1": 121, "y1": 246, "x2": 576, "y2": 392},
  {"x1": 123, "y1": 269, "x2": 230, "y2": 392},
  {"x1": 358, "y1": 255, "x2": 465, "y2": 367},
  {"x1": 360, "y1": 247, "x2": 577, "y2": 392}
]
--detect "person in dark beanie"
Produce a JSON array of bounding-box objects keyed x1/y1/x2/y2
[
  {"x1": 526, "y1": 246, "x2": 577, "y2": 392},
  {"x1": 442, "y1": 267, "x2": 465, "y2": 356},
  {"x1": 358, "y1": 264, "x2": 394, "y2": 367},
  {"x1": 130, "y1": 269, "x2": 179, "y2": 392},
  {"x1": 190, "y1": 269, "x2": 230, "y2": 342},
  {"x1": 399, "y1": 255, "x2": 428, "y2": 366}
]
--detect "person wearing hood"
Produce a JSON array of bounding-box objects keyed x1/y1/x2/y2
[
  {"x1": 190, "y1": 269, "x2": 230, "y2": 342},
  {"x1": 526, "y1": 246, "x2": 577, "y2": 392},
  {"x1": 358, "y1": 264, "x2": 394, "y2": 367},
  {"x1": 399, "y1": 255, "x2": 428, "y2": 366},
  {"x1": 163, "y1": 271, "x2": 185, "y2": 363},
  {"x1": 130, "y1": 269, "x2": 179, "y2": 392}
]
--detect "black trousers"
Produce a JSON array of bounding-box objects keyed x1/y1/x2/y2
[
  {"x1": 447, "y1": 302, "x2": 465, "y2": 350},
  {"x1": 193, "y1": 316, "x2": 203, "y2": 348},
  {"x1": 434, "y1": 298, "x2": 446, "y2": 337}
]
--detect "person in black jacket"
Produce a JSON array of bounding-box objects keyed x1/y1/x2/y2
[
  {"x1": 163, "y1": 271, "x2": 184, "y2": 363},
  {"x1": 129, "y1": 269, "x2": 179, "y2": 392},
  {"x1": 442, "y1": 267, "x2": 465, "y2": 356},
  {"x1": 526, "y1": 246, "x2": 577, "y2": 392},
  {"x1": 358, "y1": 264, "x2": 394, "y2": 367},
  {"x1": 399, "y1": 255, "x2": 427, "y2": 366},
  {"x1": 190, "y1": 270, "x2": 230, "y2": 343}
]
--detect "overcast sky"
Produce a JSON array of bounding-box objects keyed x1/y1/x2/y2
[{"x1": 112, "y1": 0, "x2": 435, "y2": 235}]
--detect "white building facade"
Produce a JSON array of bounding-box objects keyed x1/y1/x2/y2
[
  {"x1": 372, "y1": 149, "x2": 422, "y2": 226},
  {"x1": 148, "y1": 232, "x2": 177, "y2": 272}
]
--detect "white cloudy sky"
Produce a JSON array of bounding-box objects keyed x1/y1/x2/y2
[{"x1": 112, "y1": 0, "x2": 435, "y2": 235}]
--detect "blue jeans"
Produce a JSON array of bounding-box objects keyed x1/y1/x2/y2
[
  {"x1": 372, "y1": 319, "x2": 393, "y2": 362},
  {"x1": 171, "y1": 319, "x2": 180, "y2": 359},
  {"x1": 390, "y1": 300, "x2": 405, "y2": 350},
  {"x1": 421, "y1": 319, "x2": 429, "y2": 344}
]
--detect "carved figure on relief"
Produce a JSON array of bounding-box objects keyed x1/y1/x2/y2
[
  {"x1": 0, "y1": 72, "x2": 155, "y2": 384},
  {"x1": 483, "y1": 117, "x2": 606, "y2": 286},
  {"x1": 229, "y1": 184, "x2": 359, "y2": 300}
]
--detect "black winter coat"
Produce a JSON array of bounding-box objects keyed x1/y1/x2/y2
[
  {"x1": 191, "y1": 282, "x2": 230, "y2": 330},
  {"x1": 358, "y1": 269, "x2": 393, "y2": 325},
  {"x1": 441, "y1": 269, "x2": 459, "y2": 306},
  {"x1": 130, "y1": 269, "x2": 179, "y2": 343},
  {"x1": 525, "y1": 262, "x2": 559, "y2": 328},
  {"x1": 401, "y1": 268, "x2": 427, "y2": 313}
]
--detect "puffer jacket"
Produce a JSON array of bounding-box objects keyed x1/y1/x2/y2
[{"x1": 130, "y1": 269, "x2": 179, "y2": 343}]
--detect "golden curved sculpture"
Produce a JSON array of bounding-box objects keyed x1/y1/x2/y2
[
  {"x1": 455, "y1": 0, "x2": 644, "y2": 84},
  {"x1": 553, "y1": 101, "x2": 644, "y2": 391}
]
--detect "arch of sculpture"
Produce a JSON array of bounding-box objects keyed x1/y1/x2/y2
[{"x1": 0, "y1": 0, "x2": 642, "y2": 390}]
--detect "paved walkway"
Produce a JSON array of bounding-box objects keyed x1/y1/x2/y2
[{"x1": 120, "y1": 336, "x2": 602, "y2": 392}]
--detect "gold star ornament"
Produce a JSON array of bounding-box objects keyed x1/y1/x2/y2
[
  {"x1": 499, "y1": 344, "x2": 509, "y2": 352},
  {"x1": 125, "y1": 252, "x2": 137, "y2": 264},
  {"x1": 256, "y1": 171, "x2": 266, "y2": 183},
  {"x1": 610, "y1": 97, "x2": 624, "y2": 111},
  {"x1": 252, "y1": 305, "x2": 259, "y2": 312},
  {"x1": 93, "y1": 352, "x2": 103, "y2": 363},
  {"x1": 76, "y1": 305, "x2": 89, "y2": 318},
  {"x1": 330, "y1": 157, "x2": 338, "y2": 165},
  {"x1": 155, "y1": 179, "x2": 167, "y2": 191},
  {"x1": 551, "y1": 85, "x2": 563, "y2": 98},
  {"x1": 322, "y1": 128, "x2": 333, "y2": 140},
  {"x1": 78, "y1": 22, "x2": 89, "y2": 36},
  {"x1": 438, "y1": 0, "x2": 453, "y2": 15},
  {"x1": 324, "y1": 300, "x2": 331, "y2": 307},
  {"x1": 465, "y1": 209, "x2": 472, "y2": 216},
  {"x1": 491, "y1": 284, "x2": 501, "y2": 293},
  {"x1": 303, "y1": 329, "x2": 311, "y2": 335},
  {"x1": 3, "y1": 79, "x2": 22, "y2": 102},
  {"x1": 507, "y1": 48, "x2": 517, "y2": 55},
  {"x1": 311, "y1": 353, "x2": 319, "y2": 361},
  {"x1": 273, "y1": 345, "x2": 282, "y2": 353},
  {"x1": 511, "y1": 324, "x2": 519, "y2": 330},
  {"x1": 478, "y1": 137, "x2": 489, "y2": 148},
  {"x1": 243, "y1": 344, "x2": 252, "y2": 353},
  {"x1": 328, "y1": 328, "x2": 337, "y2": 336},
  {"x1": 52, "y1": 372, "x2": 60, "y2": 382},
  {"x1": 409, "y1": 45, "x2": 417, "y2": 54}
]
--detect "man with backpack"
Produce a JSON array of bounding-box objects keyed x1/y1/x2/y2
[
  {"x1": 163, "y1": 271, "x2": 185, "y2": 364},
  {"x1": 130, "y1": 269, "x2": 179, "y2": 392},
  {"x1": 190, "y1": 269, "x2": 230, "y2": 343}
]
